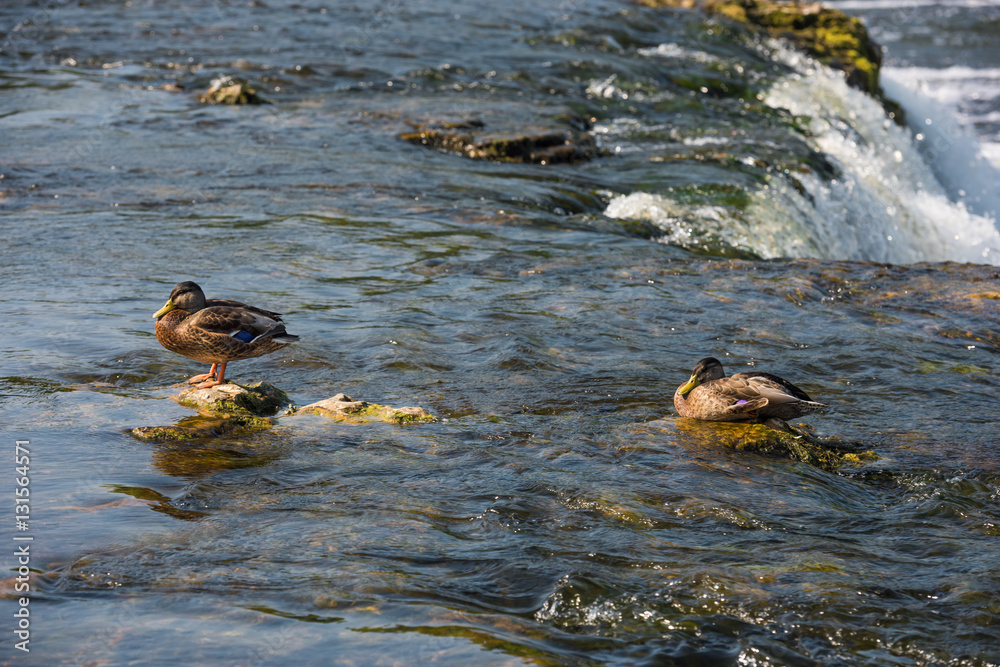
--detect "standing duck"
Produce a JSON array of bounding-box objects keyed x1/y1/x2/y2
[
  {"x1": 153, "y1": 281, "x2": 299, "y2": 388},
  {"x1": 674, "y1": 357, "x2": 826, "y2": 422}
]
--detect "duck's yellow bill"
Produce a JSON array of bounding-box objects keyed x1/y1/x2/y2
[
  {"x1": 153, "y1": 299, "x2": 176, "y2": 319},
  {"x1": 678, "y1": 374, "x2": 698, "y2": 396}
]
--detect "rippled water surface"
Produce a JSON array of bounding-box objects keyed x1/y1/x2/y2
[{"x1": 2, "y1": 1, "x2": 999, "y2": 664}]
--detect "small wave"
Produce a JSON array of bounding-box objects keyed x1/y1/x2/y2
[
  {"x1": 761, "y1": 45, "x2": 1000, "y2": 264},
  {"x1": 637, "y1": 42, "x2": 719, "y2": 63}
]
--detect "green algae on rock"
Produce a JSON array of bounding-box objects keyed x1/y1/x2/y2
[
  {"x1": 294, "y1": 393, "x2": 436, "y2": 425},
  {"x1": 130, "y1": 412, "x2": 274, "y2": 443},
  {"x1": 174, "y1": 382, "x2": 289, "y2": 418},
  {"x1": 130, "y1": 383, "x2": 289, "y2": 443},
  {"x1": 640, "y1": 0, "x2": 894, "y2": 109},
  {"x1": 198, "y1": 76, "x2": 271, "y2": 105},
  {"x1": 638, "y1": 417, "x2": 879, "y2": 470}
]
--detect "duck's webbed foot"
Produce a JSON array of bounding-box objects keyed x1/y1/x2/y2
[
  {"x1": 195, "y1": 362, "x2": 228, "y2": 389},
  {"x1": 188, "y1": 363, "x2": 218, "y2": 384}
]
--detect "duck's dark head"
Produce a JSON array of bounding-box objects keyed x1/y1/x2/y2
[
  {"x1": 677, "y1": 357, "x2": 726, "y2": 396},
  {"x1": 153, "y1": 281, "x2": 207, "y2": 319}
]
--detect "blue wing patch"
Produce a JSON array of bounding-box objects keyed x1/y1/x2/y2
[{"x1": 230, "y1": 330, "x2": 255, "y2": 344}]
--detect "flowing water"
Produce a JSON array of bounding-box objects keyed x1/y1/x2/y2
[{"x1": 1, "y1": 0, "x2": 999, "y2": 664}]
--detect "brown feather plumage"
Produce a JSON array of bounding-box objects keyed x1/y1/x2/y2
[
  {"x1": 674, "y1": 357, "x2": 825, "y2": 422},
  {"x1": 153, "y1": 281, "x2": 298, "y2": 386}
]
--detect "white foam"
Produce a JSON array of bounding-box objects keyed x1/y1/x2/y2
[
  {"x1": 761, "y1": 45, "x2": 1000, "y2": 264},
  {"x1": 881, "y1": 66, "x2": 1000, "y2": 218},
  {"x1": 585, "y1": 75, "x2": 660, "y2": 103},
  {"x1": 637, "y1": 43, "x2": 719, "y2": 63},
  {"x1": 604, "y1": 192, "x2": 749, "y2": 250},
  {"x1": 604, "y1": 45, "x2": 1000, "y2": 264},
  {"x1": 604, "y1": 192, "x2": 691, "y2": 244}
]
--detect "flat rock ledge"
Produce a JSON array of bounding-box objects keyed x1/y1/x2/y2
[{"x1": 293, "y1": 393, "x2": 436, "y2": 425}]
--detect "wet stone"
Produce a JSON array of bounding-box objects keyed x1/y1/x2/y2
[
  {"x1": 638, "y1": 418, "x2": 879, "y2": 470},
  {"x1": 175, "y1": 382, "x2": 289, "y2": 418},
  {"x1": 129, "y1": 413, "x2": 274, "y2": 443},
  {"x1": 640, "y1": 0, "x2": 898, "y2": 117},
  {"x1": 293, "y1": 393, "x2": 436, "y2": 425},
  {"x1": 129, "y1": 382, "x2": 288, "y2": 443},
  {"x1": 400, "y1": 123, "x2": 598, "y2": 164},
  {"x1": 198, "y1": 76, "x2": 270, "y2": 105}
]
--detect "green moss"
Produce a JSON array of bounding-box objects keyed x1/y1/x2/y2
[
  {"x1": 129, "y1": 412, "x2": 275, "y2": 443},
  {"x1": 295, "y1": 397, "x2": 437, "y2": 425},
  {"x1": 722, "y1": 422, "x2": 879, "y2": 469},
  {"x1": 669, "y1": 74, "x2": 754, "y2": 99},
  {"x1": 175, "y1": 382, "x2": 289, "y2": 419},
  {"x1": 131, "y1": 425, "x2": 200, "y2": 442},
  {"x1": 659, "y1": 419, "x2": 880, "y2": 470},
  {"x1": 650, "y1": 0, "x2": 890, "y2": 103}
]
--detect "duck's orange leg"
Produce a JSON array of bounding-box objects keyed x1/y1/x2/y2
[
  {"x1": 196, "y1": 361, "x2": 227, "y2": 389},
  {"x1": 188, "y1": 363, "x2": 218, "y2": 384}
]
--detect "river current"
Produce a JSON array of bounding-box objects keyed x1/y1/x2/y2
[{"x1": 1, "y1": 1, "x2": 998, "y2": 664}]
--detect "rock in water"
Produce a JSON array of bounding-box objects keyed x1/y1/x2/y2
[
  {"x1": 400, "y1": 122, "x2": 598, "y2": 164},
  {"x1": 130, "y1": 382, "x2": 289, "y2": 443},
  {"x1": 294, "y1": 393, "x2": 436, "y2": 425},
  {"x1": 174, "y1": 382, "x2": 289, "y2": 418},
  {"x1": 198, "y1": 76, "x2": 270, "y2": 105},
  {"x1": 633, "y1": 418, "x2": 879, "y2": 470}
]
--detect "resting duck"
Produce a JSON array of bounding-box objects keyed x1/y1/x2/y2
[
  {"x1": 674, "y1": 357, "x2": 826, "y2": 422},
  {"x1": 153, "y1": 281, "x2": 298, "y2": 388}
]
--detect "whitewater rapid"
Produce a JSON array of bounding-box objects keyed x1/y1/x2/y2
[{"x1": 604, "y1": 43, "x2": 1000, "y2": 265}]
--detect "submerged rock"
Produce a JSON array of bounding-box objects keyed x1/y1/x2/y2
[
  {"x1": 294, "y1": 393, "x2": 436, "y2": 425},
  {"x1": 400, "y1": 122, "x2": 598, "y2": 164},
  {"x1": 639, "y1": 417, "x2": 878, "y2": 470},
  {"x1": 198, "y1": 76, "x2": 270, "y2": 105},
  {"x1": 130, "y1": 414, "x2": 262, "y2": 443}
]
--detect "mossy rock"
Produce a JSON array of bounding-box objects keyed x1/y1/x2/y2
[
  {"x1": 729, "y1": 0, "x2": 881, "y2": 95},
  {"x1": 174, "y1": 382, "x2": 289, "y2": 421},
  {"x1": 130, "y1": 412, "x2": 274, "y2": 443},
  {"x1": 641, "y1": 0, "x2": 893, "y2": 108},
  {"x1": 640, "y1": 417, "x2": 879, "y2": 470},
  {"x1": 129, "y1": 382, "x2": 287, "y2": 443},
  {"x1": 198, "y1": 76, "x2": 270, "y2": 105},
  {"x1": 712, "y1": 420, "x2": 879, "y2": 469},
  {"x1": 294, "y1": 393, "x2": 436, "y2": 425},
  {"x1": 401, "y1": 123, "x2": 598, "y2": 164}
]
